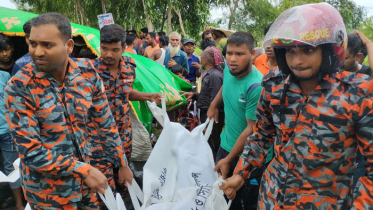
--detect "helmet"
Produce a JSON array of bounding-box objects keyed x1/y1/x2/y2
[{"x1": 263, "y1": 3, "x2": 347, "y2": 77}]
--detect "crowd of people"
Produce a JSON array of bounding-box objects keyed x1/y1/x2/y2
[{"x1": 1, "y1": 2, "x2": 373, "y2": 210}]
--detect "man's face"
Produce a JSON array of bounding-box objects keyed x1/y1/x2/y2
[
  {"x1": 201, "y1": 57, "x2": 208, "y2": 69},
  {"x1": 285, "y1": 46, "x2": 323, "y2": 81},
  {"x1": 100, "y1": 41, "x2": 125, "y2": 67},
  {"x1": 146, "y1": 34, "x2": 153, "y2": 45},
  {"x1": 0, "y1": 44, "x2": 14, "y2": 64},
  {"x1": 265, "y1": 46, "x2": 275, "y2": 58},
  {"x1": 226, "y1": 43, "x2": 254, "y2": 77},
  {"x1": 29, "y1": 24, "x2": 73, "y2": 73},
  {"x1": 342, "y1": 49, "x2": 358, "y2": 72},
  {"x1": 184, "y1": 43, "x2": 194, "y2": 54},
  {"x1": 140, "y1": 32, "x2": 146, "y2": 39},
  {"x1": 170, "y1": 35, "x2": 180, "y2": 48},
  {"x1": 204, "y1": 33, "x2": 213, "y2": 40}
]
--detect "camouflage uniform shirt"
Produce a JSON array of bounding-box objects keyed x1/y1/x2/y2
[
  {"x1": 89, "y1": 56, "x2": 135, "y2": 160},
  {"x1": 234, "y1": 69, "x2": 373, "y2": 209},
  {"x1": 4, "y1": 58, "x2": 127, "y2": 207}
]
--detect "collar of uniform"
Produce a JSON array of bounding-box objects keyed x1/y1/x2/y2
[
  {"x1": 315, "y1": 74, "x2": 333, "y2": 90},
  {"x1": 285, "y1": 73, "x2": 334, "y2": 94},
  {"x1": 97, "y1": 57, "x2": 126, "y2": 76},
  {"x1": 32, "y1": 58, "x2": 80, "y2": 82}
]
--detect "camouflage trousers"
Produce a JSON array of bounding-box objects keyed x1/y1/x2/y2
[
  {"x1": 89, "y1": 157, "x2": 116, "y2": 210},
  {"x1": 29, "y1": 184, "x2": 98, "y2": 209},
  {"x1": 90, "y1": 157, "x2": 132, "y2": 209}
]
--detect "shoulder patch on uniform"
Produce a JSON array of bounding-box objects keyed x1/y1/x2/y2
[{"x1": 336, "y1": 71, "x2": 373, "y2": 96}]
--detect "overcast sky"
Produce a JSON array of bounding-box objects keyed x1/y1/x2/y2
[{"x1": 1, "y1": 0, "x2": 373, "y2": 25}]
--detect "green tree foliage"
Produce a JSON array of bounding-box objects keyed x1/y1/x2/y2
[
  {"x1": 12, "y1": 0, "x2": 215, "y2": 39},
  {"x1": 359, "y1": 17, "x2": 373, "y2": 41},
  {"x1": 11, "y1": 0, "x2": 369, "y2": 42},
  {"x1": 278, "y1": 0, "x2": 366, "y2": 32},
  {"x1": 234, "y1": 0, "x2": 280, "y2": 44},
  {"x1": 214, "y1": 0, "x2": 367, "y2": 46}
]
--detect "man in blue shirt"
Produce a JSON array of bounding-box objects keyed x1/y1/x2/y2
[
  {"x1": 12, "y1": 20, "x2": 33, "y2": 76},
  {"x1": 163, "y1": 32, "x2": 189, "y2": 73},
  {"x1": 183, "y1": 39, "x2": 201, "y2": 83}
]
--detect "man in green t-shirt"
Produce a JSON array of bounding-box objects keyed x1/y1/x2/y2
[{"x1": 207, "y1": 32, "x2": 263, "y2": 210}]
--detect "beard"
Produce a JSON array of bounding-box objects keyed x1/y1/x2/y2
[
  {"x1": 229, "y1": 59, "x2": 251, "y2": 77},
  {"x1": 168, "y1": 43, "x2": 180, "y2": 57},
  {"x1": 102, "y1": 57, "x2": 116, "y2": 66},
  {"x1": 290, "y1": 66, "x2": 318, "y2": 81}
]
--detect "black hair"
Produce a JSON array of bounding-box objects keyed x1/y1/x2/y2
[
  {"x1": 171, "y1": 64, "x2": 184, "y2": 74},
  {"x1": 0, "y1": 33, "x2": 13, "y2": 51},
  {"x1": 148, "y1": 32, "x2": 156, "y2": 39},
  {"x1": 200, "y1": 38, "x2": 216, "y2": 51},
  {"x1": 264, "y1": 22, "x2": 273, "y2": 36},
  {"x1": 127, "y1": 29, "x2": 136, "y2": 34},
  {"x1": 158, "y1": 31, "x2": 166, "y2": 36},
  {"x1": 227, "y1": 31, "x2": 255, "y2": 51},
  {"x1": 361, "y1": 46, "x2": 367, "y2": 59},
  {"x1": 222, "y1": 44, "x2": 227, "y2": 58},
  {"x1": 347, "y1": 33, "x2": 362, "y2": 56},
  {"x1": 159, "y1": 36, "x2": 169, "y2": 46},
  {"x1": 31, "y1": 13, "x2": 71, "y2": 41},
  {"x1": 201, "y1": 30, "x2": 213, "y2": 39},
  {"x1": 126, "y1": 34, "x2": 136, "y2": 46},
  {"x1": 140, "y1": 27, "x2": 148, "y2": 34},
  {"x1": 100, "y1": 24, "x2": 126, "y2": 47},
  {"x1": 23, "y1": 20, "x2": 32, "y2": 35}
]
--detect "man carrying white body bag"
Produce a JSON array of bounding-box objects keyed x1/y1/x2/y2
[{"x1": 142, "y1": 99, "x2": 231, "y2": 210}]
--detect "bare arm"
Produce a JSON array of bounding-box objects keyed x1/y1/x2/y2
[
  {"x1": 214, "y1": 119, "x2": 256, "y2": 179},
  {"x1": 150, "y1": 49, "x2": 161, "y2": 61},
  {"x1": 129, "y1": 90, "x2": 163, "y2": 104}
]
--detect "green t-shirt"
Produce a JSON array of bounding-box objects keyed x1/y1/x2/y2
[{"x1": 220, "y1": 65, "x2": 263, "y2": 153}]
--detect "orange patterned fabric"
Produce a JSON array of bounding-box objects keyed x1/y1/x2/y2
[{"x1": 234, "y1": 68, "x2": 373, "y2": 209}]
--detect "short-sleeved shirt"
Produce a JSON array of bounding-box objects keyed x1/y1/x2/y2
[
  {"x1": 12, "y1": 52, "x2": 33, "y2": 76},
  {"x1": 0, "y1": 71, "x2": 11, "y2": 134},
  {"x1": 220, "y1": 65, "x2": 263, "y2": 152},
  {"x1": 254, "y1": 54, "x2": 278, "y2": 76},
  {"x1": 144, "y1": 44, "x2": 160, "y2": 57},
  {"x1": 185, "y1": 54, "x2": 200, "y2": 82},
  {"x1": 163, "y1": 49, "x2": 190, "y2": 73},
  {"x1": 4, "y1": 58, "x2": 126, "y2": 206},
  {"x1": 90, "y1": 57, "x2": 135, "y2": 159}
]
